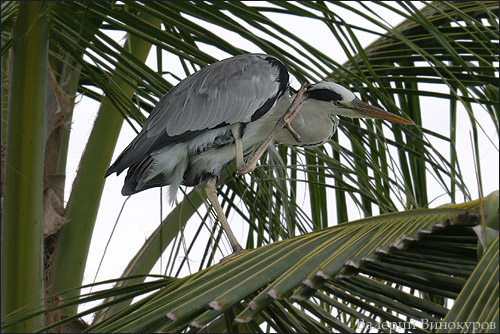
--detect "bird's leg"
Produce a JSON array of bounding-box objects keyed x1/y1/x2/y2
[
  {"x1": 231, "y1": 124, "x2": 245, "y2": 170},
  {"x1": 204, "y1": 177, "x2": 245, "y2": 254},
  {"x1": 234, "y1": 82, "x2": 308, "y2": 175}
]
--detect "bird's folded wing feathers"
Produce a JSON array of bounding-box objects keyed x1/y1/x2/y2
[
  {"x1": 145, "y1": 54, "x2": 288, "y2": 138},
  {"x1": 105, "y1": 54, "x2": 288, "y2": 177}
]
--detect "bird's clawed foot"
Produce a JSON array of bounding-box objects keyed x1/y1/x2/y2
[
  {"x1": 283, "y1": 111, "x2": 302, "y2": 142},
  {"x1": 234, "y1": 82, "x2": 308, "y2": 175},
  {"x1": 235, "y1": 159, "x2": 258, "y2": 175},
  {"x1": 282, "y1": 82, "x2": 308, "y2": 143},
  {"x1": 220, "y1": 245, "x2": 247, "y2": 262}
]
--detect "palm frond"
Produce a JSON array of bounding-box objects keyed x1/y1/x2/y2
[{"x1": 3, "y1": 197, "x2": 493, "y2": 333}]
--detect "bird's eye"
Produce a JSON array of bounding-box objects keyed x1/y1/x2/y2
[{"x1": 333, "y1": 101, "x2": 342, "y2": 106}]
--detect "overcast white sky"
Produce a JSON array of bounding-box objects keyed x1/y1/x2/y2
[{"x1": 64, "y1": 2, "x2": 499, "y2": 316}]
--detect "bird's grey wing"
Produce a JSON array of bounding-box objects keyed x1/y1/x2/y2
[
  {"x1": 105, "y1": 54, "x2": 288, "y2": 176},
  {"x1": 146, "y1": 53, "x2": 289, "y2": 137}
]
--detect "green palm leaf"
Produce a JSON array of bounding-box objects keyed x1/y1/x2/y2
[
  {"x1": 439, "y1": 236, "x2": 499, "y2": 333},
  {"x1": 3, "y1": 196, "x2": 494, "y2": 332}
]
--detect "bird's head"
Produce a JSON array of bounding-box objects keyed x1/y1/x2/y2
[{"x1": 305, "y1": 82, "x2": 413, "y2": 125}]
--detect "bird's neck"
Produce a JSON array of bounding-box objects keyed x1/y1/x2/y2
[{"x1": 270, "y1": 94, "x2": 339, "y2": 146}]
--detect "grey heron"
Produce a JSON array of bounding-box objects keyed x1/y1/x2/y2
[{"x1": 105, "y1": 54, "x2": 412, "y2": 254}]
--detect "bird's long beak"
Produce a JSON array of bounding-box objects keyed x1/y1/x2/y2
[{"x1": 351, "y1": 99, "x2": 413, "y2": 125}]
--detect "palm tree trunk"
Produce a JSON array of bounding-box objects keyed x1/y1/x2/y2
[
  {"x1": 1, "y1": 2, "x2": 48, "y2": 331},
  {"x1": 50, "y1": 14, "x2": 161, "y2": 315}
]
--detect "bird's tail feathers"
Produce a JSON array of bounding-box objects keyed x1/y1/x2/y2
[
  {"x1": 105, "y1": 130, "x2": 154, "y2": 178},
  {"x1": 166, "y1": 157, "x2": 187, "y2": 204},
  {"x1": 121, "y1": 145, "x2": 188, "y2": 202}
]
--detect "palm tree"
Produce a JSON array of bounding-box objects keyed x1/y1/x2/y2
[{"x1": 1, "y1": 1, "x2": 498, "y2": 332}]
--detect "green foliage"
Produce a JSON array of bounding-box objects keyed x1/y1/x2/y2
[
  {"x1": 1, "y1": 2, "x2": 47, "y2": 331},
  {"x1": 439, "y1": 236, "x2": 499, "y2": 333},
  {"x1": 2, "y1": 197, "x2": 496, "y2": 332}
]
